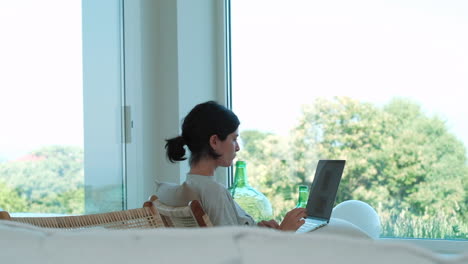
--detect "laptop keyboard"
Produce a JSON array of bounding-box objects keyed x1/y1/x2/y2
[{"x1": 296, "y1": 219, "x2": 327, "y2": 233}]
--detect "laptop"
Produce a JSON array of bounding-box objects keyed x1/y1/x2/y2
[{"x1": 296, "y1": 160, "x2": 346, "y2": 233}]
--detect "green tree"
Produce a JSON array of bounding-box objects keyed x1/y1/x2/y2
[
  {"x1": 238, "y1": 96, "x2": 467, "y2": 237},
  {"x1": 294, "y1": 97, "x2": 467, "y2": 218},
  {"x1": 292, "y1": 97, "x2": 467, "y2": 237},
  {"x1": 237, "y1": 130, "x2": 299, "y2": 220},
  {"x1": 0, "y1": 145, "x2": 84, "y2": 214},
  {"x1": 0, "y1": 181, "x2": 28, "y2": 212}
]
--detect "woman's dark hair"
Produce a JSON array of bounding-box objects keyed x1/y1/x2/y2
[{"x1": 165, "y1": 101, "x2": 240, "y2": 165}]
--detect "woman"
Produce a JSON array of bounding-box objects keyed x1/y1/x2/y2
[{"x1": 165, "y1": 101, "x2": 306, "y2": 231}]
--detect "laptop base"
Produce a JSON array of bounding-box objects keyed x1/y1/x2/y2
[{"x1": 296, "y1": 218, "x2": 327, "y2": 233}]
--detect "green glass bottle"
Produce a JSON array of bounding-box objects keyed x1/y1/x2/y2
[
  {"x1": 295, "y1": 185, "x2": 309, "y2": 208},
  {"x1": 228, "y1": 161, "x2": 273, "y2": 221}
]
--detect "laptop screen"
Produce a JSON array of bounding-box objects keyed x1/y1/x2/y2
[{"x1": 305, "y1": 160, "x2": 346, "y2": 221}]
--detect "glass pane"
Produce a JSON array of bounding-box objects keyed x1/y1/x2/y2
[
  {"x1": 82, "y1": 0, "x2": 125, "y2": 214},
  {"x1": 0, "y1": 1, "x2": 84, "y2": 216},
  {"x1": 0, "y1": 1, "x2": 125, "y2": 216},
  {"x1": 231, "y1": 0, "x2": 467, "y2": 239}
]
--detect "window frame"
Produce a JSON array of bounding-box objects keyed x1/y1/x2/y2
[{"x1": 82, "y1": 0, "x2": 126, "y2": 213}]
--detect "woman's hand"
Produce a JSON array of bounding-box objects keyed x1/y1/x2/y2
[
  {"x1": 257, "y1": 219, "x2": 281, "y2": 229},
  {"x1": 279, "y1": 208, "x2": 307, "y2": 231}
]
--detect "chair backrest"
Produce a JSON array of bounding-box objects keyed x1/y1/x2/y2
[
  {"x1": 0, "y1": 197, "x2": 165, "y2": 230},
  {"x1": 149, "y1": 195, "x2": 213, "y2": 227}
]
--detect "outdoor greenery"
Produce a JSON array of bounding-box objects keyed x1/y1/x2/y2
[
  {"x1": 237, "y1": 96, "x2": 467, "y2": 239},
  {"x1": 0, "y1": 97, "x2": 466, "y2": 239},
  {"x1": 0, "y1": 145, "x2": 84, "y2": 215}
]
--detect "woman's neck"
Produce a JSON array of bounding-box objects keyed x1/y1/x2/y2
[{"x1": 189, "y1": 159, "x2": 217, "y2": 176}]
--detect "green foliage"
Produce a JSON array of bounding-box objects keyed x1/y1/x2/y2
[
  {"x1": 238, "y1": 96, "x2": 468, "y2": 238},
  {"x1": 0, "y1": 181, "x2": 29, "y2": 212},
  {"x1": 237, "y1": 131, "x2": 298, "y2": 221},
  {"x1": 379, "y1": 208, "x2": 468, "y2": 239},
  {"x1": 0, "y1": 145, "x2": 84, "y2": 215}
]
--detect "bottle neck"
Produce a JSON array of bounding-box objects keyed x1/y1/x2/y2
[{"x1": 233, "y1": 166, "x2": 249, "y2": 188}]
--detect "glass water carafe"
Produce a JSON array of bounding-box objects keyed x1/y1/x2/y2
[{"x1": 228, "y1": 161, "x2": 273, "y2": 221}]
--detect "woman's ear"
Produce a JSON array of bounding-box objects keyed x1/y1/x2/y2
[{"x1": 209, "y1": 134, "x2": 219, "y2": 150}]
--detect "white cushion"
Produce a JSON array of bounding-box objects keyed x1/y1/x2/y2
[
  {"x1": 331, "y1": 200, "x2": 382, "y2": 239},
  {"x1": 44, "y1": 228, "x2": 240, "y2": 264},
  {"x1": 0, "y1": 221, "x2": 241, "y2": 264},
  {"x1": 313, "y1": 217, "x2": 372, "y2": 239},
  {"x1": 0, "y1": 220, "x2": 51, "y2": 263},
  {"x1": 236, "y1": 227, "x2": 455, "y2": 264},
  {"x1": 2, "y1": 221, "x2": 465, "y2": 264}
]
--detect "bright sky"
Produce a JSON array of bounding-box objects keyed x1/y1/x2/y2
[
  {"x1": 231, "y1": 0, "x2": 468, "y2": 152},
  {"x1": 0, "y1": 1, "x2": 82, "y2": 161}
]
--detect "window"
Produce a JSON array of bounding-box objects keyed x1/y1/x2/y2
[
  {"x1": 231, "y1": 0, "x2": 467, "y2": 240},
  {"x1": 0, "y1": 0, "x2": 125, "y2": 215}
]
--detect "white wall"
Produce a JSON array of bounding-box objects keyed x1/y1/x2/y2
[{"x1": 123, "y1": 0, "x2": 230, "y2": 209}]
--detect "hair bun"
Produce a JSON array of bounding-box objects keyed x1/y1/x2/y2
[{"x1": 165, "y1": 135, "x2": 187, "y2": 163}]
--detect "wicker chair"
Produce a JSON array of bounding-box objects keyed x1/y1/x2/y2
[
  {"x1": 0, "y1": 197, "x2": 165, "y2": 230},
  {"x1": 149, "y1": 195, "x2": 213, "y2": 227}
]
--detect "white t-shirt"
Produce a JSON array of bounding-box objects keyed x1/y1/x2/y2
[{"x1": 185, "y1": 173, "x2": 256, "y2": 226}]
